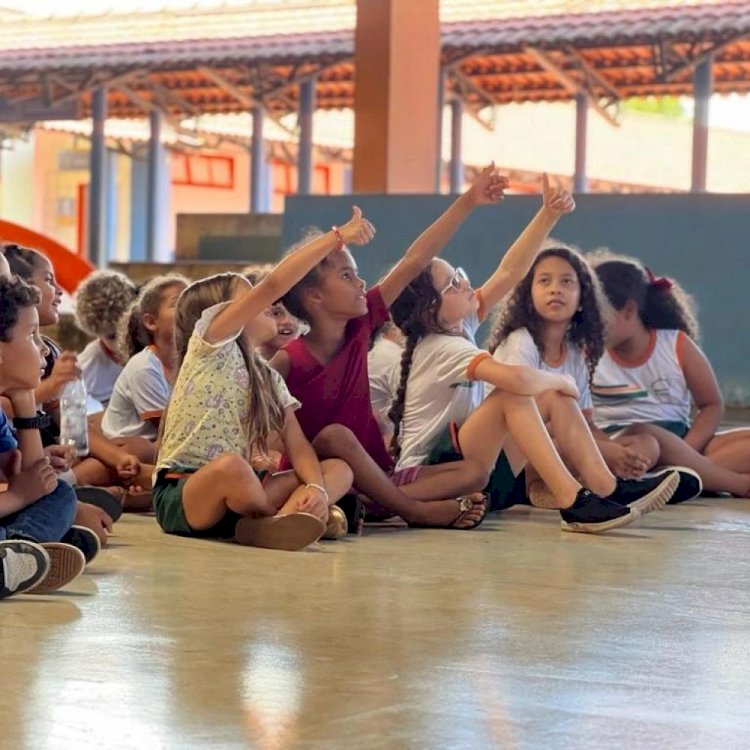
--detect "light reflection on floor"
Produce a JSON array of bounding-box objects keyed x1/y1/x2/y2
[{"x1": 2, "y1": 498, "x2": 750, "y2": 749}]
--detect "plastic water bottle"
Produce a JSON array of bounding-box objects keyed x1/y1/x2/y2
[{"x1": 59, "y1": 378, "x2": 89, "y2": 457}]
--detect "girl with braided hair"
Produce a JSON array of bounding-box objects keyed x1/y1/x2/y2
[
  {"x1": 389, "y1": 184, "x2": 679, "y2": 533},
  {"x1": 271, "y1": 166, "x2": 508, "y2": 530},
  {"x1": 592, "y1": 252, "x2": 750, "y2": 498}
]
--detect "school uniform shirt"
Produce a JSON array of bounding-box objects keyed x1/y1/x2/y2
[
  {"x1": 283, "y1": 285, "x2": 393, "y2": 472},
  {"x1": 592, "y1": 329, "x2": 691, "y2": 431},
  {"x1": 156, "y1": 302, "x2": 299, "y2": 473},
  {"x1": 395, "y1": 310, "x2": 489, "y2": 470},
  {"x1": 101, "y1": 347, "x2": 171, "y2": 441},
  {"x1": 491, "y1": 328, "x2": 593, "y2": 410},
  {"x1": 367, "y1": 337, "x2": 402, "y2": 432},
  {"x1": 0, "y1": 410, "x2": 18, "y2": 453},
  {"x1": 79, "y1": 338, "x2": 123, "y2": 407}
]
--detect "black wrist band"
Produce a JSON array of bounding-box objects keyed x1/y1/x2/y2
[{"x1": 12, "y1": 412, "x2": 51, "y2": 431}]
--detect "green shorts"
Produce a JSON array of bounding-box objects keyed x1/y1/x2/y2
[
  {"x1": 603, "y1": 420, "x2": 690, "y2": 439},
  {"x1": 153, "y1": 465, "x2": 263, "y2": 539},
  {"x1": 425, "y1": 422, "x2": 529, "y2": 512}
]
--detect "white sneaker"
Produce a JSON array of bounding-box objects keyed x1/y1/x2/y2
[{"x1": 0, "y1": 541, "x2": 50, "y2": 600}]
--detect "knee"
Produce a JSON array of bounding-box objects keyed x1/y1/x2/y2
[
  {"x1": 313, "y1": 424, "x2": 358, "y2": 456},
  {"x1": 321, "y1": 458, "x2": 354, "y2": 491},
  {"x1": 634, "y1": 435, "x2": 660, "y2": 467},
  {"x1": 209, "y1": 453, "x2": 254, "y2": 483},
  {"x1": 465, "y1": 459, "x2": 491, "y2": 492}
]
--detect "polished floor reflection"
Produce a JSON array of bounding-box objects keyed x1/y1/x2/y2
[{"x1": 2, "y1": 498, "x2": 750, "y2": 749}]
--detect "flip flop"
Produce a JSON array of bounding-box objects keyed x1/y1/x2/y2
[
  {"x1": 234, "y1": 513, "x2": 325, "y2": 551},
  {"x1": 74, "y1": 486, "x2": 123, "y2": 523},
  {"x1": 409, "y1": 492, "x2": 489, "y2": 530}
]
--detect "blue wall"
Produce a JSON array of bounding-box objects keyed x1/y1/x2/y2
[{"x1": 282, "y1": 193, "x2": 750, "y2": 405}]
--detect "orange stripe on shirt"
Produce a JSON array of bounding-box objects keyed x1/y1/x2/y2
[
  {"x1": 141, "y1": 409, "x2": 164, "y2": 422},
  {"x1": 466, "y1": 351, "x2": 491, "y2": 381}
]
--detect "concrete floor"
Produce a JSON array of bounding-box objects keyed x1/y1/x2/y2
[{"x1": 2, "y1": 500, "x2": 750, "y2": 750}]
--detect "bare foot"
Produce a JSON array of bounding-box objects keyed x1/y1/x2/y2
[{"x1": 407, "y1": 492, "x2": 487, "y2": 529}]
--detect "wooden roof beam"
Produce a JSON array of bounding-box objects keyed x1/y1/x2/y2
[
  {"x1": 564, "y1": 48, "x2": 623, "y2": 101},
  {"x1": 524, "y1": 46, "x2": 618, "y2": 127},
  {"x1": 660, "y1": 34, "x2": 750, "y2": 82},
  {"x1": 198, "y1": 66, "x2": 255, "y2": 108}
]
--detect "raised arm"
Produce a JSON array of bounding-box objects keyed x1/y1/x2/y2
[
  {"x1": 378, "y1": 164, "x2": 507, "y2": 307},
  {"x1": 205, "y1": 207, "x2": 375, "y2": 345},
  {"x1": 478, "y1": 174, "x2": 575, "y2": 313}
]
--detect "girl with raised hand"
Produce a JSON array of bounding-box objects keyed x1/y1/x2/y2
[
  {"x1": 271, "y1": 166, "x2": 508, "y2": 530},
  {"x1": 592, "y1": 253, "x2": 750, "y2": 498},
  {"x1": 389, "y1": 179, "x2": 678, "y2": 533},
  {"x1": 152, "y1": 210, "x2": 374, "y2": 550}
]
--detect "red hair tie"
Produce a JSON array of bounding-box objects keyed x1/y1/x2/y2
[{"x1": 645, "y1": 266, "x2": 673, "y2": 291}]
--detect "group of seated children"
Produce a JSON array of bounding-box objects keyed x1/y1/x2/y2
[{"x1": 3, "y1": 165, "x2": 748, "y2": 601}]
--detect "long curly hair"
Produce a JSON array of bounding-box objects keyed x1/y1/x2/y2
[
  {"x1": 486, "y1": 245, "x2": 607, "y2": 383},
  {"x1": 172, "y1": 273, "x2": 285, "y2": 455},
  {"x1": 387, "y1": 264, "x2": 454, "y2": 462},
  {"x1": 74, "y1": 270, "x2": 138, "y2": 338},
  {"x1": 589, "y1": 250, "x2": 699, "y2": 340}
]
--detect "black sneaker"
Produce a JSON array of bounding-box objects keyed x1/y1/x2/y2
[
  {"x1": 337, "y1": 494, "x2": 364, "y2": 535},
  {"x1": 75, "y1": 486, "x2": 122, "y2": 522},
  {"x1": 607, "y1": 470, "x2": 679, "y2": 514},
  {"x1": 560, "y1": 489, "x2": 640, "y2": 533},
  {"x1": 0, "y1": 540, "x2": 50, "y2": 599},
  {"x1": 657, "y1": 466, "x2": 702, "y2": 504},
  {"x1": 61, "y1": 525, "x2": 101, "y2": 564}
]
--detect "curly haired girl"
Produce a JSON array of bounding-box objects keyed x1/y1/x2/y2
[
  {"x1": 75, "y1": 270, "x2": 138, "y2": 407},
  {"x1": 487, "y1": 245, "x2": 660, "y2": 482}
]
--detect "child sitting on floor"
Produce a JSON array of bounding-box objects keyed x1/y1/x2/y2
[
  {"x1": 487, "y1": 243, "x2": 695, "y2": 505},
  {"x1": 153, "y1": 209, "x2": 373, "y2": 549},
  {"x1": 75, "y1": 270, "x2": 138, "y2": 407},
  {"x1": 271, "y1": 166, "x2": 510, "y2": 530},
  {"x1": 591, "y1": 252, "x2": 750, "y2": 498},
  {"x1": 0, "y1": 276, "x2": 97, "y2": 596}
]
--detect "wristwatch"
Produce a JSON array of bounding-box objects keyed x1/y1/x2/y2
[{"x1": 12, "y1": 412, "x2": 51, "y2": 430}]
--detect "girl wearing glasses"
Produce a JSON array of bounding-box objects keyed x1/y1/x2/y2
[
  {"x1": 388, "y1": 180, "x2": 678, "y2": 533},
  {"x1": 271, "y1": 166, "x2": 508, "y2": 530}
]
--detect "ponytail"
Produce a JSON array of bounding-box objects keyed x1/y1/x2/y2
[
  {"x1": 592, "y1": 254, "x2": 699, "y2": 340},
  {"x1": 117, "y1": 273, "x2": 189, "y2": 362}
]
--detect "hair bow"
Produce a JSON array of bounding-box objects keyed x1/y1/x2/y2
[{"x1": 645, "y1": 267, "x2": 673, "y2": 291}]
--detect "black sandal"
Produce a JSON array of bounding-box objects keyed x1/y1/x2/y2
[{"x1": 75, "y1": 486, "x2": 123, "y2": 523}]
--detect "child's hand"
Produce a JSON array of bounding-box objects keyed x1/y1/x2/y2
[
  {"x1": 45, "y1": 352, "x2": 82, "y2": 399},
  {"x1": 338, "y1": 206, "x2": 376, "y2": 247},
  {"x1": 541, "y1": 173, "x2": 575, "y2": 216},
  {"x1": 605, "y1": 443, "x2": 649, "y2": 479},
  {"x1": 250, "y1": 452, "x2": 281, "y2": 473},
  {"x1": 296, "y1": 484, "x2": 329, "y2": 520},
  {"x1": 555, "y1": 374, "x2": 580, "y2": 401},
  {"x1": 116, "y1": 453, "x2": 141, "y2": 480},
  {"x1": 7, "y1": 452, "x2": 57, "y2": 502},
  {"x1": 466, "y1": 163, "x2": 508, "y2": 207},
  {"x1": 75, "y1": 501, "x2": 113, "y2": 546},
  {"x1": 45, "y1": 444, "x2": 76, "y2": 473}
]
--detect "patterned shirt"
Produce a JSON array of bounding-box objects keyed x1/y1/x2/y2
[{"x1": 156, "y1": 303, "x2": 299, "y2": 473}]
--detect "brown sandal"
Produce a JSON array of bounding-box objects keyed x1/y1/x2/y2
[{"x1": 408, "y1": 492, "x2": 489, "y2": 530}]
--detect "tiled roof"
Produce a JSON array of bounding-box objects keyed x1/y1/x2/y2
[{"x1": 0, "y1": 1, "x2": 748, "y2": 119}]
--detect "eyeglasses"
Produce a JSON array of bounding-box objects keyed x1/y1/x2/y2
[{"x1": 439, "y1": 267, "x2": 470, "y2": 295}]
